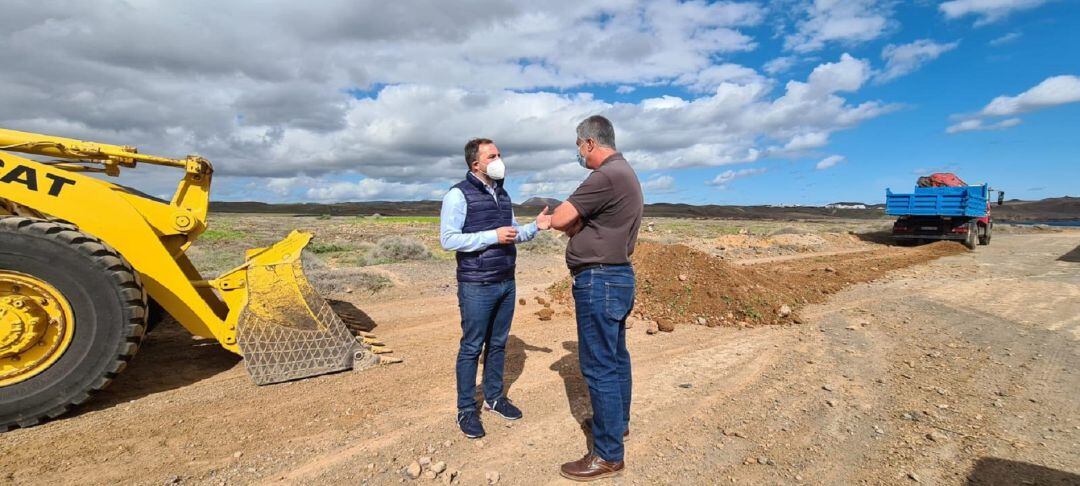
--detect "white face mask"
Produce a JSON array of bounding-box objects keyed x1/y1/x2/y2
[{"x1": 485, "y1": 157, "x2": 506, "y2": 180}]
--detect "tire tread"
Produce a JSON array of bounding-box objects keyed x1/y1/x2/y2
[{"x1": 0, "y1": 217, "x2": 146, "y2": 431}]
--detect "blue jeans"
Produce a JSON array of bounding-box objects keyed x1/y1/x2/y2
[
  {"x1": 456, "y1": 280, "x2": 516, "y2": 412},
  {"x1": 572, "y1": 264, "x2": 634, "y2": 462}
]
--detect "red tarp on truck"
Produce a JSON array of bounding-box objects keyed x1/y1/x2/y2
[{"x1": 916, "y1": 172, "x2": 967, "y2": 188}]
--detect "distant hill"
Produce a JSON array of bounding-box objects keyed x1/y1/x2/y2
[
  {"x1": 641, "y1": 203, "x2": 887, "y2": 220},
  {"x1": 208, "y1": 196, "x2": 1077, "y2": 222},
  {"x1": 520, "y1": 197, "x2": 562, "y2": 207},
  {"x1": 210, "y1": 200, "x2": 443, "y2": 216},
  {"x1": 994, "y1": 196, "x2": 1080, "y2": 221},
  {"x1": 211, "y1": 200, "x2": 890, "y2": 220}
]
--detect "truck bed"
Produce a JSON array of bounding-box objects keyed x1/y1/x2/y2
[{"x1": 885, "y1": 185, "x2": 988, "y2": 218}]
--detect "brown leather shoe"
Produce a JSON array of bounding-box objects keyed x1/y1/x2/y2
[{"x1": 560, "y1": 453, "x2": 624, "y2": 482}]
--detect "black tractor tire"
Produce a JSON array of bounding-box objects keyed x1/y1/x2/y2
[
  {"x1": 0, "y1": 217, "x2": 146, "y2": 431},
  {"x1": 979, "y1": 223, "x2": 992, "y2": 246},
  {"x1": 146, "y1": 298, "x2": 166, "y2": 333},
  {"x1": 964, "y1": 222, "x2": 978, "y2": 250}
]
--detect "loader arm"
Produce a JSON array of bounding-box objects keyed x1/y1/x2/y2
[
  {"x1": 0, "y1": 128, "x2": 212, "y2": 251},
  {"x1": 0, "y1": 148, "x2": 236, "y2": 349}
]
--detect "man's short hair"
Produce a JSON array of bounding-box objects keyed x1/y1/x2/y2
[
  {"x1": 576, "y1": 115, "x2": 616, "y2": 150},
  {"x1": 464, "y1": 138, "x2": 494, "y2": 169}
]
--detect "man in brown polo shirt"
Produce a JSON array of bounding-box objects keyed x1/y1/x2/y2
[{"x1": 550, "y1": 115, "x2": 643, "y2": 481}]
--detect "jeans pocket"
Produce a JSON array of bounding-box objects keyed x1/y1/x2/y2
[{"x1": 604, "y1": 282, "x2": 635, "y2": 321}]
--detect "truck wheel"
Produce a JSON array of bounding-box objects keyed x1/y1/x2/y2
[
  {"x1": 978, "y1": 223, "x2": 991, "y2": 246},
  {"x1": 964, "y1": 222, "x2": 978, "y2": 250},
  {"x1": 0, "y1": 217, "x2": 146, "y2": 430}
]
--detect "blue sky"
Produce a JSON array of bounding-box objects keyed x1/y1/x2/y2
[
  {"x1": 3, "y1": 1, "x2": 1078, "y2": 205},
  {"x1": 496, "y1": 0, "x2": 1080, "y2": 205}
]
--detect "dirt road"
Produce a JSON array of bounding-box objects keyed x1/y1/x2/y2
[{"x1": 2, "y1": 232, "x2": 1078, "y2": 485}]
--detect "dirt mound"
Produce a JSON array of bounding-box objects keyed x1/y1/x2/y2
[{"x1": 550, "y1": 241, "x2": 967, "y2": 329}]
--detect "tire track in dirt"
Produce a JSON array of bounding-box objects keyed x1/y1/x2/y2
[{"x1": 276, "y1": 317, "x2": 779, "y2": 483}]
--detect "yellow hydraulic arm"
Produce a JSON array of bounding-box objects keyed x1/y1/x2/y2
[{"x1": 0, "y1": 128, "x2": 237, "y2": 348}]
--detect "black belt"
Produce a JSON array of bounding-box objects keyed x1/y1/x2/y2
[{"x1": 571, "y1": 262, "x2": 631, "y2": 277}]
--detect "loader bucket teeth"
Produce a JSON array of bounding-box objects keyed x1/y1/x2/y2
[{"x1": 228, "y1": 230, "x2": 365, "y2": 385}]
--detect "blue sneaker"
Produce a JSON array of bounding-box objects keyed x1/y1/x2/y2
[
  {"x1": 457, "y1": 411, "x2": 485, "y2": 439},
  {"x1": 484, "y1": 397, "x2": 523, "y2": 420}
]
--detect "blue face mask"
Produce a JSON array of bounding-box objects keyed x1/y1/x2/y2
[{"x1": 576, "y1": 152, "x2": 587, "y2": 169}]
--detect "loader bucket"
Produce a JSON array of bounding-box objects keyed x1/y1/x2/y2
[{"x1": 217, "y1": 230, "x2": 376, "y2": 385}]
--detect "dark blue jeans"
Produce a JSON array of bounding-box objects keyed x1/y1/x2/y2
[
  {"x1": 572, "y1": 264, "x2": 634, "y2": 462},
  {"x1": 456, "y1": 279, "x2": 516, "y2": 413}
]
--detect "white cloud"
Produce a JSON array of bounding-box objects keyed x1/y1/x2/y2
[
  {"x1": 783, "y1": 0, "x2": 893, "y2": 53},
  {"x1": 947, "y1": 75, "x2": 1079, "y2": 135},
  {"x1": 517, "y1": 162, "x2": 589, "y2": 199},
  {"x1": 784, "y1": 132, "x2": 830, "y2": 151},
  {"x1": 518, "y1": 180, "x2": 586, "y2": 199},
  {"x1": 945, "y1": 117, "x2": 1022, "y2": 133},
  {"x1": 257, "y1": 52, "x2": 886, "y2": 192},
  {"x1": 706, "y1": 167, "x2": 767, "y2": 187},
  {"x1": 940, "y1": 0, "x2": 1048, "y2": 25},
  {"x1": 675, "y1": 63, "x2": 766, "y2": 93},
  {"x1": 877, "y1": 39, "x2": 960, "y2": 83},
  {"x1": 763, "y1": 56, "x2": 797, "y2": 75},
  {"x1": 615, "y1": 85, "x2": 637, "y2": 94},
  {"x1": 641, "y1": 95, "x2": 691, "y2": 111},
  {"x1": 264, "y1": 176, "x2": 309, "y2": 197},
  {"x1": 979, "y1": 75, "x2": 1080, "y2": 116},
  {"x1": 305, "y1": 178, "x2": 446, "y2": 202},
  {"x1": 815, "y1": 154, "x2": 845, "y2": 170},
  {"x1": 0, "y1": 3, "x2": 895, "y2": 201},
  {"x1": 641, "y1": 174, "x2": 676, "y2": 193},
  {"x1": 989, "y1": 32, "x2": 1021, "y2": 46},
  {"x1": 807, "y1": 53, "x2": 873, "y2": 93}
]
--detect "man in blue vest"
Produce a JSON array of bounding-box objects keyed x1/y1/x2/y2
[{"x1": 440, "y1": 138, "x2": 551, "y2": 439}]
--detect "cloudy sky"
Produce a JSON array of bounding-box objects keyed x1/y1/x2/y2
[{"x1": 4, "y1": 0, "x2": 1078, "y2": 205}]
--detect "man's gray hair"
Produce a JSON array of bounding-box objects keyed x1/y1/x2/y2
[{"x1": 576, "y1": 115, "x2": 616, "y2": 149}]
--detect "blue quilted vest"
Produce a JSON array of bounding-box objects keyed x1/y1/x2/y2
[{"x1": 454, "y1": 173, "x2": 517, "y2": 283}]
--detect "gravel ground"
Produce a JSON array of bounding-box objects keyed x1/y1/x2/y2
[{"x1": 1, "y1": 215, "x2": 1076, "y2": 486}]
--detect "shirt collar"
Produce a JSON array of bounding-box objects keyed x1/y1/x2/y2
[
  {"x1": 599, "y1": 152, "x2": 625, "y2": 168},
  {"x1": 466, "y1": 171, "x2": 499, "y2": 192}
]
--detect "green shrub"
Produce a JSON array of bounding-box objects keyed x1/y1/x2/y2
[
  {"x1": 520, "y1": 230, "x2": 566, "y2": 254},
  {"x1": 308, "y1": 242, "x2": 351, "y2": 254},
  {"x1": 365, "y1": 236, "x2": 432, "y2": 264}
]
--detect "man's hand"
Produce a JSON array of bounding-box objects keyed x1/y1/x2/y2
[
  {"x1": 536, "y1": 206, "x2": 552, "y2": 230},
  {"x1": 496, "y1": 226, "x2": 519, "y2": 244}
]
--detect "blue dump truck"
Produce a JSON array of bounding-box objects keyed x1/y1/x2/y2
[{"x1": 886, "y1": 173, "x2": 1004, "y2": 250}]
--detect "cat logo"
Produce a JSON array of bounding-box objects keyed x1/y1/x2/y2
[{"x1": 0, "y1": 159, "x2": 76, "y2": 197}]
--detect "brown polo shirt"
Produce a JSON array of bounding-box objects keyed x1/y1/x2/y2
[{"x1": 565, "y1": 152, "x2": 644, "y2": 271}]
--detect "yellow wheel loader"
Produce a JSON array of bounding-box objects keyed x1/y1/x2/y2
[{"x1": 0, "y1": 128, "x2": 379, "y2": 430}]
